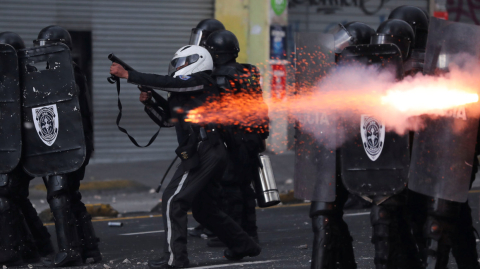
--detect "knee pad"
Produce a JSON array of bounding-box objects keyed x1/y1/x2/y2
[
  {"x1": 45, "y1": 175, "x2": 69, "y2": 200},
  {"x1": 371, "y1": 205, "x2": 391, "y2": 243},
  {"x1": 424, "y1": 216, "x2": 442, "y2": 242},
  {"x1": 0, "y1": 174, "x2": 8, "y2": 187},
  {"x1": 48, "y1": 194, "x2": 71, "y2": 210},
  {"x1": 310, "y1": 201, "x2": 336, "y2": 218},
  {"x1": 0, "y1": 196, "x2": 12, "y2": 213}
]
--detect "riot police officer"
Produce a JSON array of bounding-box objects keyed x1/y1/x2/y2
[
  {"x1": 189, "y1": 18, "x2": 226, "y2": 47},
  {"x1": 388, "y1": 5, "x2": 429, "y2": 75},
  {"x1": 28, "y1": 25, "x2": 101, "y2": 267},
  {"x1": 110, "y1": 44, "x2": 261, "y2": 269},
  {"x1": 344, "y1": 19, "x2": 421, "y2": 269},
  {"x1": 187, "y1": 18, "x2": 225, "y2": 239},
  {"x1": 294, "y1": 22, "x2": 374, "y2": 269},
  {"x1": 0, "y1": 31, "x2": 54, "y2": 266},
  {"x1": 204, "y1": 29, "x2": 270, "y2": 247},
  {"x1": 406, "y1": 17, "x2": 480, "y2": 269}
]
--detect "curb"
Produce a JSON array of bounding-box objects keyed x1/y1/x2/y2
[
  {"x1": 32, "y1": 179, "x2": 149, "y2": 192},
  {"x1": 39, "y1": 203, "x2": 119, "y2": 223}
]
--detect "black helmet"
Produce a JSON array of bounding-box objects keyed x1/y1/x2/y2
[
  {"x1": 388, "y1": 6, "x2": 429, "y2": 50},
  {"x1": 205, "y1": 30, "x2": 240, "y2": 65},
  {"x1": 189, "y1": 19, "x2": 226, "y2": 47},
  {"x1": 371, "y1": 19, "x2": 415, "y2": 61},
  {"x1": 0, "y1": 32, "x2": 25, "y2": 51},
  {"x1": 332, "y1": 21, "x2": 375, "y2": 53},
  {"x1": 34, "y1": 25, "x2": 72, "y2": 50}
]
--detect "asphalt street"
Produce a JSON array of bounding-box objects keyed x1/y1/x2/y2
[{"x1": 13, "y1": 189, "x2": 480, "y2": 269}]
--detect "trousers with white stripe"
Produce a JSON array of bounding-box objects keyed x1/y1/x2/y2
[{"x1": 161, "y1": 141, "x2": 260, "y2": 267}]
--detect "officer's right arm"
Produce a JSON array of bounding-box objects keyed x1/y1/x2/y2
[{"x1": 127, "y1": 70, "x2": 205, "y2": 93}]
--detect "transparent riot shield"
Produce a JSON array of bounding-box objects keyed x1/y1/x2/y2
[
  {"x1": 0, "y1": 44, "x2": 22, "y2": 173},
  {"x1": 293, "y1": 33, "x2": 337, "y2": 202},
  {"x1": 409, "y1": 18, "x2": 480, "y2": 202},
  {"x1": 18, "y1": 43, "x2": 86, "y2": 177},
  {"x1": 338, "y1": 44, "x2": 410, "y2": 198}
]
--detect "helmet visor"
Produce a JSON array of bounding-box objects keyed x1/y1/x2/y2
[
  {"x1": 371, "y1": 34, "x2": 411, "y2": 60},
  {"x1": 189, "y1": 28, "x2": 210, "y2": 46},
  {"x1": 331, "y1": 24, "x2": 354, "y2": 54},
  {"x1": 33, "y1": 39, "x2": 65, "y2": 47},
  {"x1": 168, "y1": 54, "x2": 200, "y2": 76}
]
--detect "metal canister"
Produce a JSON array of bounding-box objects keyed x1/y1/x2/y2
[{"x1": 254, "y1": 154, "x2": 280, "y2": 208}]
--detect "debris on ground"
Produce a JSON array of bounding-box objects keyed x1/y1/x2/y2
[
  {"x1": 40, "y1": 203, "x2": 119, "y2": 222},
  {"x1": 122, "y1": 258, "x2": 131, "y2": 264},
  {"x1": 279, "y1": 190, "x2": 305, "y2": 204},
  {"x1": 295, "y1": 244, "x2": 308, "y2": 249},
  {"x1": 103, "y1": 264, "x2": 111, "y2": 269}
]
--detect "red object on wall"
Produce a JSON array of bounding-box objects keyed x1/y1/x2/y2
[
  {"x1": 434, "y1": 11, "x2": 449, "y2": 20},
  {"x1": 271, "y1": 64, "x2": 286, "y2": 100}
]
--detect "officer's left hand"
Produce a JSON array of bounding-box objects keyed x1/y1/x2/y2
[{"x1": 110, "y1": 63, "x2": 129, "y2": 79}]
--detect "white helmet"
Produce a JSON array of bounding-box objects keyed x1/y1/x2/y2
[{"x1": 168, "y1": 45, "x2": 213, "y2": 78}]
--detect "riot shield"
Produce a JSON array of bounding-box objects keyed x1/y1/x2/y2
[
  {"x1": 409, "y1": 18, "x2": 480, "y2": 202},
  {"x1": 18, "y1": 44, "x2": 86, "y2": 177},
  {"x1": 293, "y1": 33, "x2": 337, "y2": 202},
  {"x1": 0, "y1": 44, "x2": 22, "y2": 173},
  {"x1": 338, "y1": 44, "x2": 410, "y2": 198}
]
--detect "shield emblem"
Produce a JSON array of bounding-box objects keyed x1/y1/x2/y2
[
  {"x1": 360, "y1": 115, "x2": 385, "y2": 161},
  {"x1": 32, "y1": 104, "x2": 59, "y2": 146}
]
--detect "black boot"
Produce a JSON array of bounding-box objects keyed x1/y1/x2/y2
[
  {"x1": 311, "y1": 214, "x2": 332, "y2": 269},
  {"x1": 0, "y1": 197, "x2": 22, "y2": 266},
  {"x1": 42, "y1": 195, "x2": 82, "y2": 267},
  {"x1": 452, "y1": 201, "x2": 480, "y2": 269},
  {"x1": 18, "y1": 199, "x2": 54, "y2": 257},
  {"x1": 371, "y1": 204, "x2": 391, "y2": 269},
  {"x1": 18, "y1": 212, "x2": 40, "y2": 264},
  {"x1": 148, "y1": 256, "x2": 188, "y2": 268},
  {"x1": 75, "y1": 211, "x2": 102, "y2": 263},
  {"x1": 335, "y1": 217, "x2": 357, "y2": 269},
  {"x1": 223, "y1": 245, "x2": 261, "y2": 261},
  {"x1": 421, "y1": 198, "x2": 463, "y2": 269}
]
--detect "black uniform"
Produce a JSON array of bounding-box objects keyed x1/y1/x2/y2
[
  {"x1": 0, "y1": 165, "x2": 53, "y2": 265},
  {"x1": 41, "y1": 63, "x2": 100, "y2": 267},
  {"x1": 0, "y1": 31, "x2": 54, "y2": 266},
  {"x1": 127, "y1": 69, "x2": 261, "y2": 268},
  {"x1": 211, "y1": 62, "x2": 269, "y2": 241}
]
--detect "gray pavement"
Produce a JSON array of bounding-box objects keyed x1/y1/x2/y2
[
  {"x1": 15, "y1": 189, "x2": 480, "y2": 269},
  {"x1": 16, "y1": 151, "x2": 480, "y2": 269}
]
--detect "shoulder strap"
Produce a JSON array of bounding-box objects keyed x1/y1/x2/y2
[{"x1": 114, "y1": 78, "x2": 161, "y2": 147}]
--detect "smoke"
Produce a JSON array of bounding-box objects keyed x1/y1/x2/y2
[
  {"x1": 186, "y1": 56, "x2": 480, "y2": 150},
  {"x1": 290, "y1": 59, "x2": 480, "y2": 148}
]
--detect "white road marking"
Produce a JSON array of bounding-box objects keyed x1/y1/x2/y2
[
  {"x1": 121, "y1": 212, "x2": 369, "y2": 235},
  {"x1": 189, "y1": 260, "x2": 278, "y2": 269},
  {"x1": 120, "y1": 227, "x2": 194, "y2": 236},
  {"x1": 344, "y1": 212, "x2": 370, "y2": 217}
]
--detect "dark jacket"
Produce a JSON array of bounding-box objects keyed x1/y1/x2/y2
[
  {"x1": 127, "y1": 70, "x2": 220, "y2": 170},
  {"x1": 127, "y1": 70, "x2": 218, "y2": 144}
]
